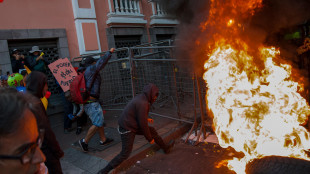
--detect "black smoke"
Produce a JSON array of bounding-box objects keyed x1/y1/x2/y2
[{"x1": 158, "y1": 0, "x2": 310, "y2": 73}]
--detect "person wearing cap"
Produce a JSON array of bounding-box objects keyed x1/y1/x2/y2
[
  {"x1": 26, "y1": 46, "x2": 49, "y2": 74},
  {"x1": 11, "y1": 49, "x2": 26, "y2": 73},
  {"x1": 79, "y1": 48, "x2": 115, "y2": 152}
]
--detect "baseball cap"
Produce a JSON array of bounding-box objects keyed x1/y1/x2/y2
[
  {"x1": 84, "y1": 56, "x2": 96, "y2": 65},
  {"x1": 12, "y1": 48, "x2": 21, "y2": 55}
]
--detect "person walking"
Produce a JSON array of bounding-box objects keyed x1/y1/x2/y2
[
  {"x1": 79, "y1": 48, "x2": 115, "y2": 152},
  {"x1": 97, "y1": 84, "x2": 175, "y2": 174}
]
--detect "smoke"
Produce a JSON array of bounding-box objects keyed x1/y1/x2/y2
[
  {"x1": 247, "y1": 0, "x2": 310, "y2": 38},
  {"x1": 244, "y1": 0, "x2": 310, "y2": 51},
  {"x1": 155, "y1": 0, "x2": 210, "y2": 74},
  {"x1": 159, "y1": 0, "x2": 310, "y2": 73}
]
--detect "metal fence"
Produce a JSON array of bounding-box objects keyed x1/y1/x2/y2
[{"x1": 73, "y1": 40, "x2": 207, "y2": 124}]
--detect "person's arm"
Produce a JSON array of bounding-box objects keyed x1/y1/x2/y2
[
  {"x1": 137, "y1": 102, "x2": 153, "y2": 142},
  {"x1": 94, "y1": 48, "x2": 115, "y2": 72}
]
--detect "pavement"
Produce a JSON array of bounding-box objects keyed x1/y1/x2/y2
[
  {"x1": 48, "y1": 98, "x2": 310, "y2": 174},
  {"x1": 124, "y1": 141, "x2": 236, "y2": 174},
  {"x1": 49, "y1": 109, "x2": 192, "y2": 174}
]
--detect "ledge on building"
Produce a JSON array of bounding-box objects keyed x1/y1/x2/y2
[
  {"x1": 106, "y1": 13, "x2": 147, "y2": 25},
  {"x1": 150, "y1": 16, "x2": 179, "y2": 26}
]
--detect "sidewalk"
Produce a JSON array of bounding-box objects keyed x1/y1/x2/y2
[
  {"x1": 124, "y1": 141, "x2": 236, "y2": 174},
  {"x1": 49, "y1": 109, "x2": 191, "y2": 174}
]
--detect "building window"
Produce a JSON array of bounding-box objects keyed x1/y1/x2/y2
[{"x1": 114, "y1": 35, "x2": 141, "y2": 58}]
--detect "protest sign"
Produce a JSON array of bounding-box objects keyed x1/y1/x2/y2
[{"x1": 48, "y1": 58, "x2": 77, "y2": 92}]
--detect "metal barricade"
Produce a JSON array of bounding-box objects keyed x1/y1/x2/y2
[{"x1": 72, "y1": 40, "x2": 205, "y2": 124}]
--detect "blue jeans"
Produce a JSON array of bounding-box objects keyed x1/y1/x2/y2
[{"x1": 84, "y1": 102, "x2": 104, "y2": 127}]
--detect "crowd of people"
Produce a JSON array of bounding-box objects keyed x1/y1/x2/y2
[{"x1": 0, "y1": 47, "x2": 175, "y2": 174}]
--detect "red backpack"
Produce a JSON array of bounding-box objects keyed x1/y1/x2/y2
[
  {"x1": 69, "y1": 71, "x2": 89, "y2": 104},
  {"x1": 66, "y1": 67, "x2": 99, "y2": 104}
]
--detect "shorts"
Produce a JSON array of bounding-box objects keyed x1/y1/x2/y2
[{"x1": 84, "y1": 102, "x2": 104, "y2": 127}]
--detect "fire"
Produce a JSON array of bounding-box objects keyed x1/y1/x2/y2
[
  {"x1": 227, "y1": 19, "x2": 234, "y2": 27},
  {"x1": 201, "y1": 0, "x2": 310, "y2": 173},
  {"x1": 203, "y1": 42, "x2": 310, "y2": 173}
]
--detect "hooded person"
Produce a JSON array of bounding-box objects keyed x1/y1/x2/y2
[
  {"x1": 26, "y1": 71, "x2": 64, "y2": 174},
  {"x1": 97, "y1": 83, "x2": 175, "y2": 174}
]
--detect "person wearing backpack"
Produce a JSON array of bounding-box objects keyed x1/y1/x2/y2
[{"x1": 79, "y1": 48, "x2": 115, "y2": 152}]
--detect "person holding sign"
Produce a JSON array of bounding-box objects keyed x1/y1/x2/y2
[
  {"x1": 79, "y1": 48, "x2": 115, "y2": 152},
  {"x1": 27, "y1": 46, "x2": 49, "y2": 74}
]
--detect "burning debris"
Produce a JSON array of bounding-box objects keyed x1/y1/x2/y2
[{"x1": 158, "y1": 0, "x2": 310, "y2": 173}]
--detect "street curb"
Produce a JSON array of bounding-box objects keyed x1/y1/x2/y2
[{"x1": 114, "y1": 122, "x2": 192, "y2": 173}]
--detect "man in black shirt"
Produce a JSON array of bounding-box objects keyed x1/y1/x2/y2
[{"x1": 11, "y1": 49, "x2": 26, "y2": 73}]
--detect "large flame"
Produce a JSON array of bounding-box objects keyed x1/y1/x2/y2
[{"x1": 201, "y1": 0, "x2": 310, "y2": 174}]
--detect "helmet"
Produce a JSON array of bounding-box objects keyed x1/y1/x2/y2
[{"x1": 7, "y1": 73, "x2": 24, "y2": 87}]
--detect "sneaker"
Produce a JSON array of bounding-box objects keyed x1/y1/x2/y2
[
  {"x1": 79, "y1": 139, "x2": 88, "y2": 152},
  {"x1": 76, "y1": 127, "x2": 82, "y2": 135},
  {"x1": 99, "y1": 138, "x2": 114, "y2": 146},
  {"x1": 164, "y1": 140, "x2": 175, "y2": 154}
]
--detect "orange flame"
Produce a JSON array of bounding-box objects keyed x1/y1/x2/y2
[
  {"x1": 201, "y1": 0, "x2": 310, "y2": 174},
  {"x1": 227, "y1": 19, "x2": 234, "y2": 27}
]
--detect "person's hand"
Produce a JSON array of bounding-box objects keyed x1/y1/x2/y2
[
  {"x1": 150, "y1": 139, "x2": 155, "y2": 144},
  {"x1": 147, "y1": 118, "x2": 154, "y2": 124},
  {"x1": 20, "y1": 55, "x2": 25, "y2": 59},
  {"x1": 110, "y1": 48, "x2": 115, "y2": 53},
  {"x1": 36, "y1": 56, "x2": 43, "y2": 61}
]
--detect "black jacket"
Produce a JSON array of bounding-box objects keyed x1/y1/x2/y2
[
  {"x1": 26, "y1": 72, "x2": 64, "y2": 159},
  {"x1": 11, "y1": 58, "x2": 25, "y2": 73},
  {"x1": 118, "y1": 84, "x2": 159, "y2": 142}
]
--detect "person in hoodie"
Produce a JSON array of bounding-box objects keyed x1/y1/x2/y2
[
  {"x1": 79, "y1": 48, "x2": 115, "y2": 152},
  {"x1": 26, "y1": 71, "x2": 64, "y2": 174},
  {"x1": 97, "y1": 83, "x2": 175, "y2": 174}
]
